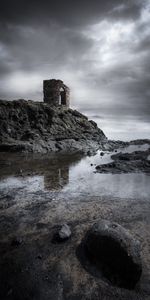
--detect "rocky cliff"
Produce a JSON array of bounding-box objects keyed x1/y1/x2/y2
[{"x1": 0, "y1": 100, "x2": 106, "y2": 153}]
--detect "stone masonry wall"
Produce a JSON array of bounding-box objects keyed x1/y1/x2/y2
[{"x1": 43, "y1": 79, "x2": 70, "y2": 108}]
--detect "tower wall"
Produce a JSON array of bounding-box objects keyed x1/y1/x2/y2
[{"x1": 43, "y1": 79, "x2": 70, "y2": 108}]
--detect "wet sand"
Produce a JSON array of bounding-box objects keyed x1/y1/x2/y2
[{"x1": 0, "y1": 144, "x2": 150, "y2": 300}]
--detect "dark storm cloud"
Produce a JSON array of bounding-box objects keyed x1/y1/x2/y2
[
  {"x1": 0, "y1": 0, "x2": 150, "y2": 120},
  {"x1": 0, "y1": 23, "x2": 94, "y2": 78},
  {"x1": 0, "y1": 0, "x2": 144, "y2": 27}
]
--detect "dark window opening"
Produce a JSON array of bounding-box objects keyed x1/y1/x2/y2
[{"x1": 59, "y1": 87, "x2": 66, "y2": 105}]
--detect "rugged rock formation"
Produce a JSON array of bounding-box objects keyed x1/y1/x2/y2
[
  {"x1": 0, "y1": 100, "x2": 106, "y2": 153},
  {"x1": 84, "y1": 220, "x2": 142, "y2": 289},
  {"x1": 96, "y1": 149, "x2": 150, "y2": 173}
]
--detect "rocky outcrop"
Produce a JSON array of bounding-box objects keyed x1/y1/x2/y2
[
  {"x1": 96, "y1": 149, "x2": 150, "y2": 173},
  {"x1": 84, "y1": 220, "x2": 142, "y2": 289},
  {"x1": 0, "y1": 100, "x2": 106, "y2": 153}
]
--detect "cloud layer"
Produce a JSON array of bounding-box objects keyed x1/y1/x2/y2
[{"x1": 0, "y1": 0, "x2": 150, "y2": 120}]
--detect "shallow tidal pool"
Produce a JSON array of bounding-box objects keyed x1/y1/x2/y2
[
  {"x1": 0, "y1": 144, "x2": 150, "y2": 300},
  {"x1": 0, "y1": 143, "x2": 149, "y2": 199}
]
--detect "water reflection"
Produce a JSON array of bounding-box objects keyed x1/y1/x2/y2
[
  {"x1": 60, "y1": 148, "x2": 150, "y2": 199},
  {"x1": 0, "y1": 167, "x2": 69, "y2": 192},
  {"x1": 44, "y1": 167, "x2": 69, "y2": 190},
  {"x1": 0, "y1": 152, "x2": 82, "y2": 191},
  {"x1": 0, "y1": 144, "x2": 149, "y2": 200}
]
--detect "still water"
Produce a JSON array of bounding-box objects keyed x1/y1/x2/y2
[{"x1": 0, "y1": 143, "x2": 149, "y2": 201}]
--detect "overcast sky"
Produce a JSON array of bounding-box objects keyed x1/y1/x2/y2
[{"x1": 0, "y1": 0, "x2": 150, "y2": 121}]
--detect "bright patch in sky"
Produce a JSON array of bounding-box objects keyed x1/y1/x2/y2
[
  {"x1": 83, "y1": 20, "x2": 135, "y2": 67},
  {"x1": 7, "y1": 72, "x2": 42, "y2": 94}
]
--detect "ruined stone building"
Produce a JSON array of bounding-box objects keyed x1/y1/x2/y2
[{"x1": 43, "y1": 79, "x2": 70, "y2": 108}]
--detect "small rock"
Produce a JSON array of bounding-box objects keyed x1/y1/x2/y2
[
  {"x1": 58, "y1": 224, "x2": 71, "y2": 241},
  {"x1": 37, "y1": 254, "x2": 42, "y2": 260},
  {"x1": 7, "y1": 128, "x2": 11, "y2": 134},
  {"x1": 87, "y1": 151, "x2": 92, "y2": 156},
  {"x1": 100, "y1": 152, "x2": 104, "y2": 156}
]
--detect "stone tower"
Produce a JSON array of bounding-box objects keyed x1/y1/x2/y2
[{"x1": 43, "y1": 79, "x2": 70, "y2": 108}]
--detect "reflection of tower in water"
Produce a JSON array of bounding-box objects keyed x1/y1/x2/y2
[{"x1": 44, "y1": 167, "x2": 69, "y2": 190}]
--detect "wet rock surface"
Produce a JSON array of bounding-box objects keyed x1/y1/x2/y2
[
  {"x1": 1, "y1": 190, "x2": 150, "y2": 300},
  {"x1": 83, "y1": 220, "x2": 142, "y2": 289},
  {"x1": 0, "y1": 99, "x2": 106, "y2": 153},
  {"x1": 96, "y1": 148, "x2": 150, "y2": 173}
]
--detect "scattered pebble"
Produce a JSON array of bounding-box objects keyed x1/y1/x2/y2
[{"x1": 100, "y1": 152, "x2": 104, "y2": 156}]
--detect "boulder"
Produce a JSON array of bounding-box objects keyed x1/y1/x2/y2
[{"x1": 84, "y1": 220, "x2": 142, "y2": 289}]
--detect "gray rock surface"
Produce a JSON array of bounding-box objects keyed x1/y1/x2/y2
[
  {"x1": 0, "y1": 100, "x2": 106, "y2": 153},
  {"x1": 84, "y1": 220, "x2": 142, "y2": 289}
]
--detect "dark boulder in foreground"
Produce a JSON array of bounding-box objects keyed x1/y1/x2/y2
[
  {"x1": 84, "y1": 220, "x2": 142, "y2": 289},
  {"x1": 0, "y1": 99, "x2": 106, "y2": 153}
]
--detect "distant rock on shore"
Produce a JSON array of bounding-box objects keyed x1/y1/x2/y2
[
  {"x1": 0, "y1": 99, "x2": 107, "y2": 153},
  {"x1": 96, "y1": 149, "x2": 150, "y2": 173}
]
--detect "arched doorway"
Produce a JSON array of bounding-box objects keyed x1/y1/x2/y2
[{"x1": 59, "y1": 87, "x2": 67, "y2": 105}]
